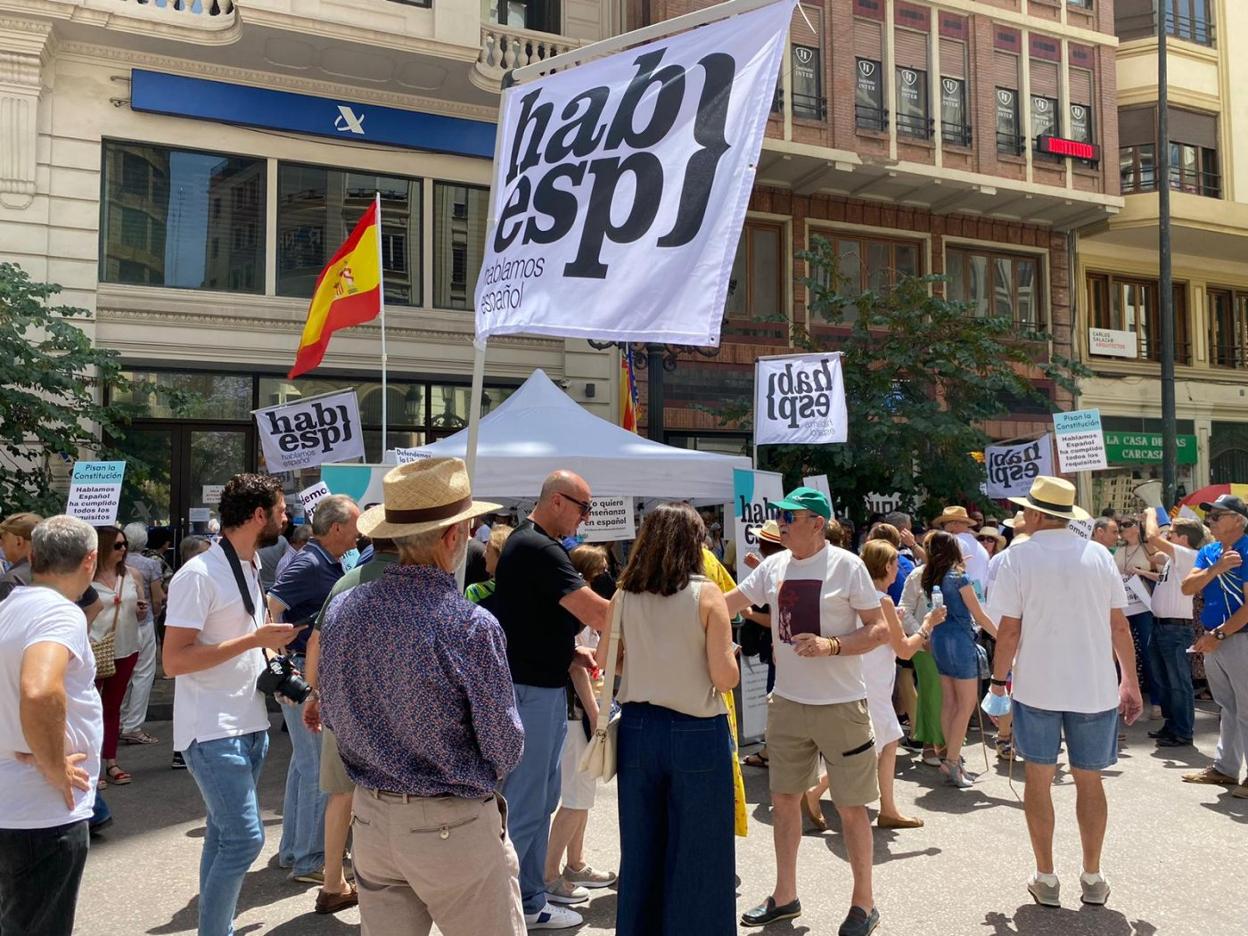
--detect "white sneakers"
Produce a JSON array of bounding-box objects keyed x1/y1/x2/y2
[
  {"x1": 1027, "y1": 871, "x2": 1111, "y2": 908},
  {"x1": 525, "y1": 902, "x2": 583, "y2": 930}
]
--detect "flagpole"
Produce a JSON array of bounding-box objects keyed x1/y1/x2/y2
[{"x1": 375, "y1": 191, "x2": 388, "y2": 455}]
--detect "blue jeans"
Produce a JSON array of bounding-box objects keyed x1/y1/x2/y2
[
  {"x1": 278, "y1": 684, "x2": 327, "y2": 875},
  {"x1": 1128, "y1": 610, "x2": 1161, "y2": 705},
  {"x1": 1012, "y1": 701, "x2": 1118, "y2": 771},
  {"x1": 1149, "y1": 619, "x2": 1195, "y2": 741},
  {"x1": 616, "y1": 703, "x2": 735, "y2": 936},
  {"x1": 184, "y1": 731, "x2": 269, "y2": 936},
  {"x1": 501, "y1": 684, "x2": 567, "y2": 914}
]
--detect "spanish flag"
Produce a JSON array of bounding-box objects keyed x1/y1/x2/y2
[
  {"x1": 620, "y1": 346, "x2": 640, "y2": 433},
  {"x1": 288, "y1": 197, "x2": 382, "y2": 378}
]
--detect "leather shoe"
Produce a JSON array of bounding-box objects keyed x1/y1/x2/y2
[
  {"x1": 1147, "y1": 728, "x2": 1174, "y2": 740},
  {"x1": 742, "y1": 897, "x2": 801, "y2": 927},
  {"x1": 315, "y1": 884, "x2": 359, "y2": 915},
  {"x1": 1156, "y1": 736, "x2": 1193, "y2": 747}
]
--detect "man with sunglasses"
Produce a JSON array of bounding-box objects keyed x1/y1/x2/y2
[
  {"x1": 1180, "y1": 494, "x2": 1248, "y2": 796},
  {"x1": 492, "y1": 470, "x2": 609, "y2": 930},
  {"x1": 726, "y1": 487, "x2": 887, "y2": 936}
]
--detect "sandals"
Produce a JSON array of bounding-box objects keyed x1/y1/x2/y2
[
  {"x1": 105, "y1": 765, "x2": 132, "y2": 785},
  {"x1": 802, "y1": 790, "x2": 828, "y2": 832},
  {"x1": 120, "y1": 729, "x2": 159, "y2": 745},
  {"x1": 742, "y1": 752, "x2": 770, "y2": 769}
]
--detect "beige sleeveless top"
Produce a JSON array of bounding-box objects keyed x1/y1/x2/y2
[{"x1": 616, "y1": 576, "x2": 727, "y2": 719}]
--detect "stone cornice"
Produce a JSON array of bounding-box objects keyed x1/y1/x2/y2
[{"x1": 55, "y1": 40, "x2": 499, "y2": 123}]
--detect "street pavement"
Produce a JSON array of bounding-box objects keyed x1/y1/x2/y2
[{"x1": 76, "y1": 700, "x2": 1246, "y2": 936}]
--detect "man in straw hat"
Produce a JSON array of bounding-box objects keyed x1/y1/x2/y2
[
  {"x1": 318, "y1": 458, "x2": 527, "y2": 936},
  {"x1": 932, "y1": 505, "x2": 990, "y2": 594},
  {"x1": 491, "y1": 469, "x2": 610, "y2": 930},
  {"x1": 988, "y1": 476, "x2": 1143, "y2": 909}
]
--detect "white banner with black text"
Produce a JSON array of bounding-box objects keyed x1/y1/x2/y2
[
  {"x1": 754, "y1": 352, "x2": 848, "y2": 446},
  {"x1": 254, "y1": 389, "x2": 366, "y2": 473}
]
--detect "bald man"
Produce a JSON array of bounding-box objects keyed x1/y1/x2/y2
[{"x1": 491, "y1": 470, "x2": 609, "y2": 929}]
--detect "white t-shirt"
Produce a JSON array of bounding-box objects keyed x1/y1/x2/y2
[
  {"x1": 165, "y1": 542, "x2": 270, "y2": 752},
  {"x1": 991, "y1": 529, "x2": 1128, "y2": 713},
  {"x1": 0, "y1": 587, "x2": 103, "y2": 828},
  {"x1": 738, "y1": 545, "x2": 880, "y2": 705},
  {"x1": 956, "y1": 532, "x2": 991, "y2": 592},
  {"x1": 985, "y1": 551, "x2": 1006, "y2": 600},
  {"x1": 1150, "y1": 544, "x2": 1197, "y2": 620}
]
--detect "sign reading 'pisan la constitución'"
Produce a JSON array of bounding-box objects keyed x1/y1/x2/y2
[{"x1": 1103, "y1": 432, "x2": 1198, "y2": 466}]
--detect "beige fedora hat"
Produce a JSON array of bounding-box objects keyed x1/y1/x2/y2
[
  {"x1": 1008, "y1": 476, "x2": 1090, "y2": 521},
  {"x1": 356, "y1": 458, "x2": 502, "y2": 540},
  {"x1": 757, "y1": 519, "x2": 782, "y2": 545},
  {"x1": 1001, "y1": 510, "x2": 1027, "y2": 531},
  {"x1": 932, "y1": 505, "x2": 977, "y2": 529},
  {"x1": 976, "y1": 523, "x2": 1007, "y2": 548}
]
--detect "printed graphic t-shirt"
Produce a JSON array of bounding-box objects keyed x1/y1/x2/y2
[{"x1": 738, "y1": 545, "x2": 880, "y2": 705}]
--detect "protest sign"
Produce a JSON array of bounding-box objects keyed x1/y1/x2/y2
[
  {"x1": 738, "y1": 653, "x2": 770, "y2": 742},
  {"x1": 254, "y1": 389, "x2": 365, "y2": 473},
  {"x1": 66, "y1": 461, "x2": 125, "y2": 524},
  {"x1": 755, "y1": 353, "x2": 848, "y2": 446},
  {"x1": 298, "y1": 481, "x2": 332, "y2": 518},
  {"x1": 321, "y1": 463, "x2": 389, "y2": 509},
  {"x1": 732, "y1": 468, "x2": 784, "y2": 581},
  {"x1": 1123, "y1": 574, "x2": 1152, "y2": 617},
  {"x1": 474, "y1": 0, "x2": 796, "y2": 347},
  {"x1": 391, "y1": 447, "x2": 430, "y2": 465},
  {"x1": 1054, "y1": 409, "x2": 1108, "y2": 473},
  {"x1": 985, "y1": 435, "x2": 1054, "y2": 499},
  {"x1": 580, "y1": 496, "x2": 636, "y2": 542},
  {"x1": 1068, "y1": 518, "x2": 1094, "y2": 540},
  {"x1": 866, "y1": 492, "x2": 908, "y2": 516}
]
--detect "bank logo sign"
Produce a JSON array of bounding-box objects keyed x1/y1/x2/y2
[
  {"x1": 335, "y1": 105, "x2": 366, "y2": 135},
  {"x1": 754, "y1": 352, "x2": 848, "y2": 446},
  {"x1": 254, "y1": 388, "x2": 366, "y2": 472},
  {"x1": 474, "y1": 0, "x2": 796, "y2": 347}
]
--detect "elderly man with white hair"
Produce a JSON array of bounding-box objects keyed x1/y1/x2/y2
[{"x1": 119, "y1": 521, "x2": 165, "y2": 746}]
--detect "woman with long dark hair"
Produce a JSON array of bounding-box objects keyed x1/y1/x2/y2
[
  {"x1": 601, "y1": 503, "x2": 739, "y2": 935},
  {"x1": 921, "y1": 531, "x2": 997, "y2": 788},
  {"x1": 91, "y1": 525, "x2": 148, "y2": 786}
]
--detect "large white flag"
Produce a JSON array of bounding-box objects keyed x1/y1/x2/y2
[
  {"x1": 754, "y1": 352, "x2": 848, "y2": 446},
  {"x1": 475, "y1": 0, "x2": 796, "y2": 347}
]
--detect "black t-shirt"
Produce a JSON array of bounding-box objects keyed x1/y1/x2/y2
[
  {"x1": 465, "y1": 538, "x2": 489, "y2": 587},
  {"x1": 493, "y1": 519, "x2": 586, "y2": 687}
]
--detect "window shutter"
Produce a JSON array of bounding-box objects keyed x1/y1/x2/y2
[
  {"x1": 1169, "y1": 108, "x2": 1218, "y2": 149},
  {"x1": 895, "y1": 28, "x2": 928, "y2": 69},
  {"x1": 994, "y1": 51, "x2": 1019, "y2": 90},
  {"x1": 792, "y1": 3, "x2": 820, "y2": 47},
  {"x1": 1069, "y1": 67, "x2": 1093, "y2": 106},
  {"x1": 940, "y1": 38, "x2": 966, "y2": 79},
  {"x1": 1118, "y1": 106, "x2": 1156, "y2": 147},
  {"x1": 1030, "y1": 61, "x2": 1059, "y2": 99},
  {"x1": 855, "y1": 18, "x2": 883, "y2": 59}
]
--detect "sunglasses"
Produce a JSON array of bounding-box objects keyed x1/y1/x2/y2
[
  {"x1": 560, "y1": 493, "x2": 593, "y2": 517},
  {"x1": 1207, "y1": 511, "x2": 1229, "y2": 521},
  {"x1": 977, "y1": 536, "x2": 998, "y2": 543},
  {"x1": 1119, "y1": 520, "x2": 1137, "y2": 529},
  {"x1": 113, "y1": 541, "x2": 128, "y2": 551},
  {"x1": 780, "y1": 510, "x2": 815, "y2": 523}
]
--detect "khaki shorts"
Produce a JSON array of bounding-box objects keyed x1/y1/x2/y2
[
  {"x1": 766, "y1": 695, "x2": 879, "y2": 805},
  {"x1": 320, "y1": 727, "x2": 355, "y2": 795}
]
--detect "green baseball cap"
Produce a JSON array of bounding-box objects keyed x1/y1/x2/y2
[{"x1": 773, "y1": 487, "x2": 832, "y2": 520}]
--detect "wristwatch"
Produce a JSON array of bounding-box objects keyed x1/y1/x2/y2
[{"x1": 1213, "y1": 626, "x2": 1227, "y2": 641}]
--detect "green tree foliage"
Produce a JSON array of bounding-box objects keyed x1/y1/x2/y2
[
  {"x1": 0, "y1": 263, "x2": 185, "y2": 515},
  {"x1": 757, "y1": 237, "x2": 1088, "y2": 525}
]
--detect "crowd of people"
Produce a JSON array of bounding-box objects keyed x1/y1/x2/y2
[{"x1": 1, "y1": 464, "x2": 1246, "y2": 935}]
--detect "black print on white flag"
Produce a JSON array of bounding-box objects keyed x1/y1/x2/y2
[{"x1": 475, "y1": 0, "x2": 797, "y2": 348}]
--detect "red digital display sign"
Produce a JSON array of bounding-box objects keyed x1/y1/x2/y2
[{"x1": 1039, "y1": 136, "x2": 1099, "y2": 160}]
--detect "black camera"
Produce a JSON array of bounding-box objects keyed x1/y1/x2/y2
[{"x1": 256, "y1": 655, "x2": 313, "y2": 705}]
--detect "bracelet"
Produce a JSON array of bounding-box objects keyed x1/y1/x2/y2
[
  {"x1": 918, "y1": 628, "x2": 930, "y2": 641},
  {"x1": 990, "y1": 677, "x2": 1008, "y2": 687},
  {"x1": 828, "y1": 636, "x2": 841, "y2": 656}
]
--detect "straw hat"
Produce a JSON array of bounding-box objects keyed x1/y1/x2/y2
[
  {"x1": 976, "y1": 524, "x2": 1007, "y2": 548},
  {"x1": 757, "y1": 519, "x2": 782, "y2": 545},
  {"x1": 1007, "y1": 476, "x2": 1091, "y2": 521},
  {"x1": 0, "y1": 512, "x2": 41, "y2": 539},
  {"x1": 356, "y1": 458, "x2": 502, "y2": 540},
  {"x1": 932, "y1": 505, "x2": 978, "y2": 529},
  {"x1": 1001, "y1": 511, "x2": 1027, "y2": 531}
]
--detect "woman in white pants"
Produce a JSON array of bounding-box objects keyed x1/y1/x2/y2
[{"x1": 120, "y1": 521, "x2": 165, "y2": 745}]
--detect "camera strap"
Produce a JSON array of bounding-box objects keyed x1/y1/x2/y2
[{"x1": 219, "y1": 536, "x2": 262, "y2": 627}]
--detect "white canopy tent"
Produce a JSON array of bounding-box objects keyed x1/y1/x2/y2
[{"x1": 411, "y1": 369, "x2": 749, "y2": 500}]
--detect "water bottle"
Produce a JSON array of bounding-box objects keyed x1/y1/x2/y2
[{"x1": 931, "y1": 588, "x2": 944, "y2": 611}]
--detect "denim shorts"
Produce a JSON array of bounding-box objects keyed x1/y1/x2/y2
[
  {"x1": 1012, "y1": 700, "x2": 1118, "y2": 771},
  {"x1": 930, "y1": 626, "x2": 980, "y2": 680}
]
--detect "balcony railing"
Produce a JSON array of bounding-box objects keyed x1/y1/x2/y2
[
  {"x1": 942, "y1": 121, "x2": 972, "y2": 147},
  {"x1": 474, "y1": 24, "x2": 581, "y2": 88},
  {"x1": 855, "y1": 104, "x2": 888, "y2": 133},
  {"x1": 997, "y1": 131, "x2": 1024, "y2": 156},
  {"x1": 1209, "y1": 344, "x2": 1248, "y2": 369},
  {"x1": 1167, "y1": 10, "x2": 1214, "y2": 47},
  {"x1": 896, "y1": 114, "x2": 933, "y2": 140},
  {"x1": 1143, "y1": 339, "x2": 1192, "y2": 366},
  {"x1": 792, "y1": 93, "x2": 827, "y2": 121}
]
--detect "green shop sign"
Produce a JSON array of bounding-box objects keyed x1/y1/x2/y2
[{"x1": 1102, "y1": 432, "x2": 1198, "y2": 465}]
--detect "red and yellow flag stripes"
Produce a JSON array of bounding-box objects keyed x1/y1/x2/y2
[{"x1": 288, "y1": 199, "x2": 382, "y2": 379}]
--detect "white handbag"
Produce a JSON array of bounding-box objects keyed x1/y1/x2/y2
[{"x1": 577, "y1": 594, "x2": 623, "y2": 781}]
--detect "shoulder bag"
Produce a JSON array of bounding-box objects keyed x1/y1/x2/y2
[
  {"x1": 92, "y1": 595, "x2": 120, "y2": 679},
  {"x1": 578, "y1": 591, "x2": 624, "y2": 782}
]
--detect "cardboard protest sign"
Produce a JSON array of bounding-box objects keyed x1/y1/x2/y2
[
  {"x1": 1054, "y1": 409, "x2": 1108, "y2": 473},
  {"x1": 298, "y1": 481, "x2": 332, "y2": 518},
  {"x1": 66, "y1": 461, "x2": 126, "y2": 524},
  {"x1": 985, "y1": 435, "x2": 1054, "y2": 499},
  {"x1": 579, "y1": 497, "x2": 635, "y2": 542},
  {"x1": 754, "y1": 353, "x2": 848, "y2": 446},
  {"x1": 732, "y1": 468, "x2": 784, "y2": 581}
]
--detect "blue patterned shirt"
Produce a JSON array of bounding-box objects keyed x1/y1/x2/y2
[{"x1": 319, "y1": 563, "x2": 524, "y2": 798}]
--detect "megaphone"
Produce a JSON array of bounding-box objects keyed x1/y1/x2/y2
[{"x1": 1134, "y1": 480, "x2": 1164, "y2": 510}]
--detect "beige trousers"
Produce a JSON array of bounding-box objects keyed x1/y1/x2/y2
[{"x1": 351, "y1": 789, "x2": 526, "y2": 936}]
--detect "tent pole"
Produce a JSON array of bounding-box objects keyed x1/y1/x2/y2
[{"x1": 458, "y1": 337, "x2": 488, "y2": 592}]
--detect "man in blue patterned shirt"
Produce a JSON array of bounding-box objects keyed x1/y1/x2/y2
[{"x1": 319, "y1": 458, "x2": 526, "y2": 936}]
